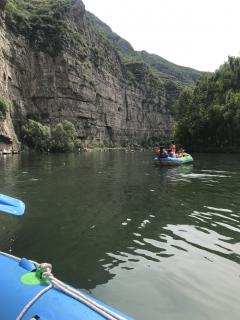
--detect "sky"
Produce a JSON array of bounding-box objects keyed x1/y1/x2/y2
[{"x1": 83, "y1": 0, "x2": 240, "y2": 72}]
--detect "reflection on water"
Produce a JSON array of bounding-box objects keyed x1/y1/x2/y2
[{"x1": 0, "y1": 152, "x2": 240, "y2": 320}]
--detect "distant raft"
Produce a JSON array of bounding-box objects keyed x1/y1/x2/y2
[
  {"x1": 154, "y1": 154, "x2": 194, "y2": 166},
  {"x1": 0, "y1": 252, "x2": 133, "y2": 320}
]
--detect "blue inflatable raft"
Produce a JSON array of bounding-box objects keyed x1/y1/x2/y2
[
  {"x1": 0, "y1": 195, "x2": 133, "y2": 320},
  {"x1": 0, "y1": 252, "x2": 133, "y2": 320},
  {"x1": 154, "y1": 154, "x2": 194, "y2": 166}
]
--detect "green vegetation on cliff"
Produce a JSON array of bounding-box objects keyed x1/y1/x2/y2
[
  {"x1": 138, "y1": 51, "x2": 201, "y2": 85},
  {"x1": 86, "y1": 11, "x2": 201, "y2": 90},
  {"x1": 1, "y1": 0, "x2": 202, "y2": 150},
  {"x1": 5, "y1": 0, "x2": 86, "y2": 54},
  {"x1": 0, "y1": 96, "x2": 11, "y2": 119},
  {"x1": 4, "y1": 0, "x2": 200, "y2": 91},
  {"x1": 175, "y1": 56, "x2": 240, "y2": 151}
]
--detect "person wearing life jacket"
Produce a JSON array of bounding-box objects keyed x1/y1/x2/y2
[
  {"x1": 169, "y1": 140, "x2": 176, "y2": 153},
  {"x1": 167, "y1": 140, "x2": 176, "y2": 158},
  {"x1": 176, "y1": 147, "x2": 185, "y2": 158}
]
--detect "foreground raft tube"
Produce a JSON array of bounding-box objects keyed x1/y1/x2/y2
[
  {"x1": 154, "y1": 155, "x2": 194, "y2": 166},
  {"x1": 0, "y1": 253, "x2": 133, "y2": 320}
]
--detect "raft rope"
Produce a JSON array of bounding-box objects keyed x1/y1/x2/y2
[
  {"x1": 16, "y1": 284, "x2": 53, "y2": 320},
  {"x1": 0, "y1": 252, "x2": 128, "y2": 320}
]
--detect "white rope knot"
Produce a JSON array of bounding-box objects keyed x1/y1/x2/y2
[{"x1": 39, "y1": 263, "x2": 54, "y2": 280}]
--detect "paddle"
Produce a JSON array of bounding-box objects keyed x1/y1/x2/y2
[{"x1": 0, "y1": 194, "x2": 25, "y2": 216}]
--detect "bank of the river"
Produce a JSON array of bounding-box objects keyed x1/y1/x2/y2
[
  {"x1": 184, "y1": 146, "x2": 240, "y2": 154},
  {"x1": 0, "y1": 151, "x2": 239, "y2": 320},
  {"x1": 0, "y1": 144, "x2": 150, "y2": 156}
]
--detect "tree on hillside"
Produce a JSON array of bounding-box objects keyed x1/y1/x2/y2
[{"x1": 174, "y1": 56, "x2": 240, "y2": 150}]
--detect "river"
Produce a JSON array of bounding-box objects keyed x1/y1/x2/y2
[{"x1": 0, "y1": 151, "x2": 239, "y2": 320}]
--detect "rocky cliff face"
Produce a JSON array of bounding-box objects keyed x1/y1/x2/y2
[
  {"x1": 0, "y1": 0, "x2": 189, "y2": 150},
  {"x1": 0, "y1": 113, "x2": 19, "y2": 154},
  {"x1": 0, "y1": 7, "x2": 19, "y2": 153}
]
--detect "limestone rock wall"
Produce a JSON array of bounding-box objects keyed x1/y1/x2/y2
[
  {"x1": 0, "y1": 0, "x2": 174, "y2": 149},
  {"x1": 0, "y1": 113, "x2": 20, "y2": 154},
  {"x1": 0, "y1": 14, "x2": 20, "y2": 153}
]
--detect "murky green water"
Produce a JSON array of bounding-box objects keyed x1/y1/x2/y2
[{"x1": 0, "y1": 152, "x2": 239, "y2": 320}]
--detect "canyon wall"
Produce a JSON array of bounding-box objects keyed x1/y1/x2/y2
[{"x1": 0, "y1": 0, "x2": 186, "y2": 151}]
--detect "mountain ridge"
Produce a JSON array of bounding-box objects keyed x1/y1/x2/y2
[
  {"x1": 86, "y1": 11, "x2": 202, "y2": 87},
  {"x1": 0, "y1": 0, "x2": 201, "y2": 153}
]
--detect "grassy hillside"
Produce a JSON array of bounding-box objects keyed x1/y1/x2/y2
[
  {"x1": 3, "y1": 0, "x2": 202, "y2": 106},
  {"x1": 4, "y1": 1, "x2": 201, "y2": 89},
  {"x1": 5, "y1": 0, "x2": 86, "y2": 54},
  {"x1": 86, "y1": 12, "x2": 202, "y2": 89},
  {"x1": 138, "y1": 51, "x2": 201, "y2": 83}
]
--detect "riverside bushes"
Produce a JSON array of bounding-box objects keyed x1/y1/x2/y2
[
  {"x1": 22, "y1": 119, "x2": 78, "y2": 152},
  {"x1": 51, "y1": 120, "x2": 77, "y2": 152},
  {"x1": 22, "y1": 119, "x2": 51, "y2": 151}
]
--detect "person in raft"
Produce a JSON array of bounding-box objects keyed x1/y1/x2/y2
[
  {"x1": 168, "y1": 149, "x2": 176, "y2": 158},
  {"x1": 169, "y1": 140, "x2": 176, "y2": 153},
  {"x1": 167, "y1": 140, "x2": 177, "y2": 158},
  {"x1": 176, "y1": 148, "x2": 185, "y2": 158},
  {"x1": 159, "y1": 146, "x2": 168, "y2": 158}
]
